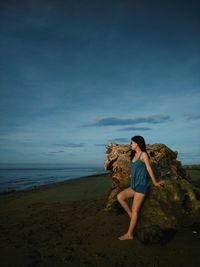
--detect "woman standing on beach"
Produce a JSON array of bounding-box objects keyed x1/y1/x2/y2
[{"x1": 117, "y1": 135, "x2": 165, "y2": 241}]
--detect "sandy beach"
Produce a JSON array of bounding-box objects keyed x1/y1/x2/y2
[{"x1": 0, "y1": 173, "x2": 200, "y2": 267}]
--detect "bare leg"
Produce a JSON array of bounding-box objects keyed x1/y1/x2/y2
[
  {"x1": 119, "y1": 192, "x2": 145, "y2": 240},
  {"x1": 117, "y1": 187, "x2": 135, "y2": 218}
]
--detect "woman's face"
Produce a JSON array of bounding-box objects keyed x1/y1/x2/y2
[{"x1": 130, "y1": 140, "x2": 138, "y2": 150}]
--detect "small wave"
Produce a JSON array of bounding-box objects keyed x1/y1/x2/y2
[{"x1": 0, "y1": 166, "x2": 105, "y2": 193}]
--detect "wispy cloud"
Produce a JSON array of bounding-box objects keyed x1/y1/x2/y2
[
  {"x1": 109, "y1": 138, "x2": 130, "y2": 143},
  {"x1": 68, "y1": 153, "x2": 79, "y2": 156},
  {"x1": 53, "y1": 143, "x2": 84, "y2": 148},
  {"x1": 95, "y1": 144, "x2": 106, "y2": 147},
  {"x1": 46, "y1": 151, "x2": 65, "y2": 156},
  {"x1": 178, "y1": 152, "x2": 200, "y2": 159},
  {"x1": 120, "y1": 126, "x2": 151, "y2": 131},
  {"x1": 84, "y1": 115, "x2": 170, "y2": 127},
  {"x1": 186, "y1": 115, "x2": 200, "y2": 121}
]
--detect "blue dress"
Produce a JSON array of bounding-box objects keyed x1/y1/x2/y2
[{"x1": 130, "y1": 152, "x2": 149, "y2": 194}]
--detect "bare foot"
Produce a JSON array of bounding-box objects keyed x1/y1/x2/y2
[{"x1": 118, "y1": 234, "x2": 133, "y2": 241}]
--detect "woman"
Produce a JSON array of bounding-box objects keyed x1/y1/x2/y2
[{"x1": 117, "y1": 135, "x2": 165, "y2": 241}]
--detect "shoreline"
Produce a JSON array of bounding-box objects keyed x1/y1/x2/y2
[
  {"x1": 0, "y1": 173, "x2": 112, "y2": 204},
  {"x1": 0, "y1": 171, "x2": 110, "y2": 197}
]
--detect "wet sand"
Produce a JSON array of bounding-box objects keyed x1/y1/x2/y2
[{"x1": 0, "y1": 173, "x2": 200, "y2": 267}]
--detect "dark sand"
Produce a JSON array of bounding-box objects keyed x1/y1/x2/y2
[{"x1": 0, "y1": 172, "x2": 200, "y2": 267}]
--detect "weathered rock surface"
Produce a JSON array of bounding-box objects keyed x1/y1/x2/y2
[{"x1": 104, "y1": 143, "x2": 200, "y2": 243}]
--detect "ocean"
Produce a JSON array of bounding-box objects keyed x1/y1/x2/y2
[{"x1": 0, "y1": 164, "x2": 107, "y2": 193}]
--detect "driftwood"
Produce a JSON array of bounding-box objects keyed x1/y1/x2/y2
[{"x1": 104, "y1": 143, "x2": 200, "y2": 243}]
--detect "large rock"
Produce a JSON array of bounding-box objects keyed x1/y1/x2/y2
[{"x1": 104, "y1": 143, "x2": 200, "y2": 243}]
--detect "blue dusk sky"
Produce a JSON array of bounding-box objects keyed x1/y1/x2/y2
[{"x1": 0, "y1": 0, "x2": 200, "y2": 167}]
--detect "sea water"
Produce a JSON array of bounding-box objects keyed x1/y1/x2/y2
[{"x1": 0, "y1": 164, "x2": 107, "y2": 193}]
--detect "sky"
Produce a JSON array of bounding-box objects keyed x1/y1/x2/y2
[{"x1": 0, "y1": 0, "x2": 200, "y2": 167}]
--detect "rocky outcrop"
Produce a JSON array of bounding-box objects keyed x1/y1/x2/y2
[{"x1": 104, "y1": 143, "x2": 200, "y2": 243}]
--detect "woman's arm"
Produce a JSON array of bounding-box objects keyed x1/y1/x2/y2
[{"x1": 142, "y1": 152, "x2": 165, "y2": 187}]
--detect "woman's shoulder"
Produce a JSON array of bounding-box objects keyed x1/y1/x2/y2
[
  {"x1": 140, "y1": 151, "x2": 148, "y2": 160},
  {"x1": 141, "y1": 151, "x2": 148, "y2": 156}
]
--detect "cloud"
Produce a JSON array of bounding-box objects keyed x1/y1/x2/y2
[
  {"x1": 68, "y1": 153, "x2": 79, "y2": 156},
  {"x1": 120, "y1": 126, "x2": 151, "y2": 131},
  {"x1": 178, "y1": 152, "x2": 200, "y2": 159},
  {"x1": 49, "y1": 151, "x2": 65, "y2": 153},
  {"x1": 46, "y1": 151, "x2": 65, "y2": 156},
  {"x1": 84, "y1": 115, "x2": 171, "y2": 127},
  {"x1": 186, "y1": 115, "x2": 200, "y2": 121},
  {"x1": 95, "y1": 144, "x2": 106, "y2": 147},
  {"x1": 109, "y1": 138, "x2": 130, "y2": 143},
  {"x1": 53, "y1": 143, "x2": 84, "y2": 148}
]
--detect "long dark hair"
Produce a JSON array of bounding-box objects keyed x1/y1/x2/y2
[{"x1": 130, "y1": 135, "x2": 149, "y2": 160}]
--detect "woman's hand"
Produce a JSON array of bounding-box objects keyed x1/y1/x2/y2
[{"x1": 154, "y1": 180, "x2": 165, "y2": 187}]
